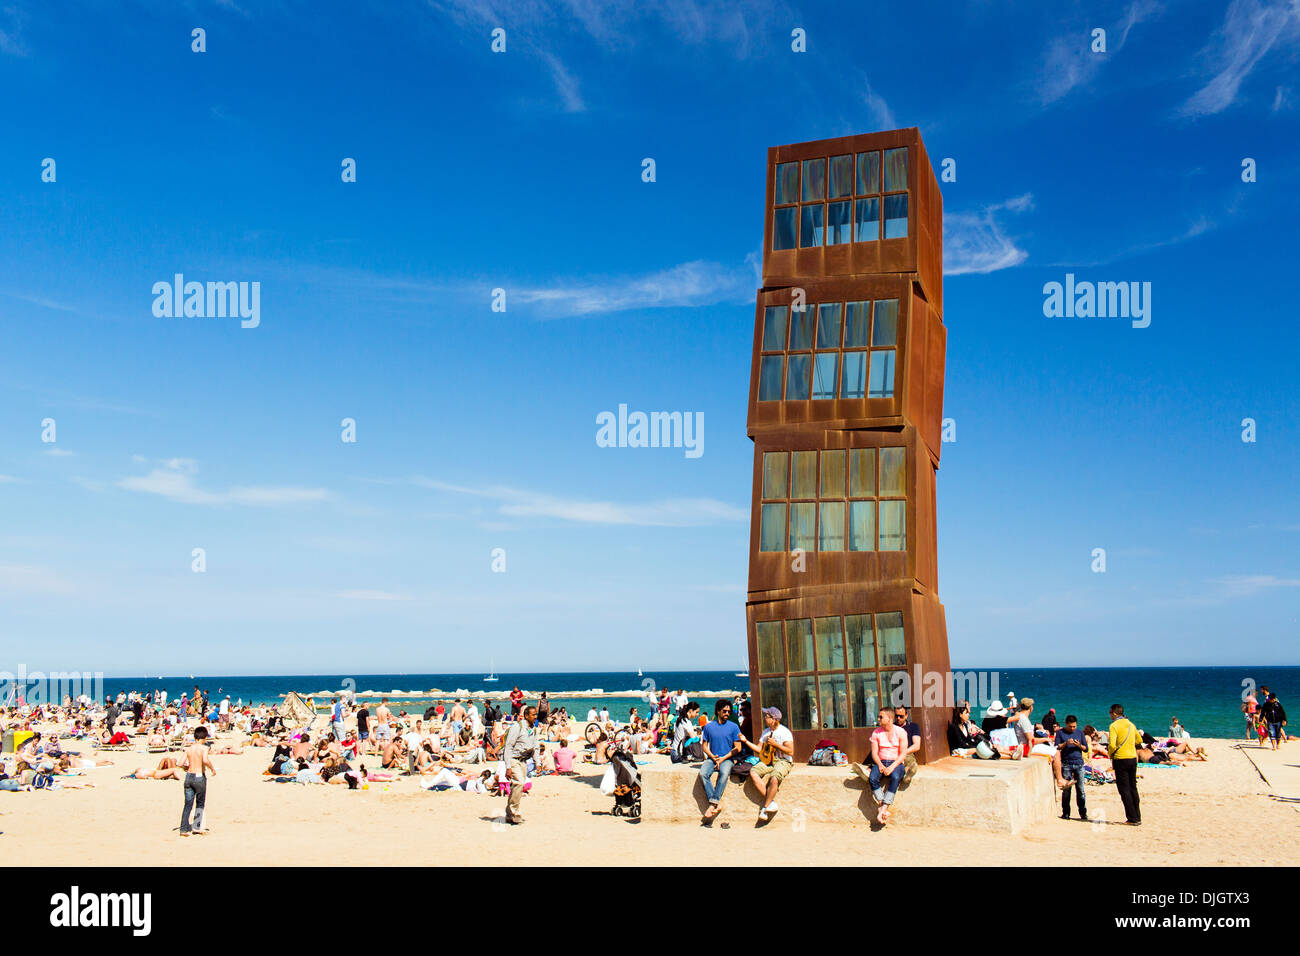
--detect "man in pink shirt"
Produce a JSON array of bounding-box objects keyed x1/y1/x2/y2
[
  {"x1": 853, "y1": 707, "x2": 909, "y2": 824},
  {"x1": 553, "y1": 739, "x2": 576, "y2": 774}
]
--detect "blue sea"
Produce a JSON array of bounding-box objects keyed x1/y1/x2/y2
[{"x1": 91, "y1": 667, "x2": 1298, "y2": 740}]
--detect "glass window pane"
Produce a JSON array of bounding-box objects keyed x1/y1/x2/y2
[
  {"x1": 756, "y1": 621, "x2": 784, "y2": 674},
  {"x1": 820, "y1": 449, "x2": 846, "y2": 498},
  {"x1": 788, "y1": 675, "x2": 817, "y2": 731},
  {"x1": 790, "y1": 502, "x2": 816, "y2": 552},
  {"x1": 818, "y1": 501, "x2": 845, "y2": 552},
  {"x1": 760, "y1": 678, "x2": 788, "y2": 723},
  {"x1": 883, "y1": 193, "x2": 908, "y2": 239},
  {"x1": 818, "y1": 675, "x2": 850, "y2": 730},
  {"x1": 814, "y1": 616, "x2": 845, "y2": 671},
  {"x1": 840, "y1": 352, "x2": 866, "y2": 399},
  {"x1": 762, "y1": 305, "x2": 787, "y2": 351},
  {"x1": 785, "y1": 354, "x2": 811, "y2": 400},
  {"x1": 883, "y1": 147, "x2": 908, "y2": 192},
  {"x1": 758, "y1": 355, "x2": 783, "y2": 402},
  {"x1": 872, "y1": 299, "x2": 898, "y2": 346},
  {"x1": 759, "y1": 503, "x2": 787, "y2": 552},
  {"x1": 868, "y1": 350, "x2": 895, "y2": 398},
  {"x1": 762, "y1": 451, "x2": 788, "y2": 499},
  {"x1": 854, "y1": 197, "x2": 879, "y2": 242},
  {"x1": 775, "y1": 162, "x2": 799, "y2": 205},
  {"x1": 801, "y1": 158, "x2": 825, "y2": 201},
  {"x1": 882, "y1": 670, "x2": 909, "y2": 710},
  {"x1": 812, "y1": 353, "x2": 839, "y2": 399},
  {"x1": 856, "y1": 151, "x2": 880, "y2": 194},
  {"x1": 879, "y1": 500, "x2": 906, "y2": 551},
  {"x1": 829, "y1": 154, "x2": 853, "y2": 198},
  {"x1": 880, "y1": 446, "x2": 906, "y2": 496},
  {"x1": 849, "y1": 672, "x2": 880, "y2": 729},
  {"x1": 773, "y1": 207, "x2": 797, "y2": 250},
  {"x1": 816, "y1": 302, "x2": 842, "y2": 348},
  {"x1": 877, "y1": 611, "x2": 906, "y2": 667},
  {"x1": 800, "y1": 204, "x2": 824, "y2": 247},
  {"x1": 785, "y1": 619, "x2": 814, "y2": 672},
  {"x1": 845, "y1": 614, "x2": 875, "y2": 669},
  {"x1": 791, "y1": 450, "x2": 817, "y2": 498},
  {"x1": 826, "y1": 201, "x2": 852, "y2": 245},
  {"x1": 845, "y1": 300, "x2": 870, "y2": 347},
  {"x1": 848, "y1": 500, "x2": 876, "y2": 551},
  {"x1": 849, "y1": 448, "x2": 877, "y2": 497},
  {"x1": 788, "y1": 306, "x2": 814, "y2": 350}
]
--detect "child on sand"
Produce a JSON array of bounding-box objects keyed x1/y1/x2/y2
[{"x1": 180, "y1": 725, "x2": 216, "y2": 836}]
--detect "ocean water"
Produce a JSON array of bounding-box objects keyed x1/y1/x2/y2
[{"x1": 89, "y1": 667, "x2": 1298, "y2": 740}]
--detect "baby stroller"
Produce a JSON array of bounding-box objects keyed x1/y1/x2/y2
[{"x1": 609, "y1": 746, "x2": 641, "y2": 819}]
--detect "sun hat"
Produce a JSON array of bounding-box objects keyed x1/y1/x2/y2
[
  {"x1": 762, "y1": 706, "x2": 782, "y2": 720},
  {"x1": 985, "y1": 700, "x2": 1008, "y2": 718}
]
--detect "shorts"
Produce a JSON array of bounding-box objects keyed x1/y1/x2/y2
[
  {"x1": 375, "y1": 725, "x2": 391, "y2": 740},
  {"x1": 1268, "y1": 722, "x2": 1282, "y2": 740},
  {"x1": 358, "y1": 731, "x2": 369, "y2": 740},
  {"x1": 752, "y1": 758, "x2": 792, "y2": 783}
]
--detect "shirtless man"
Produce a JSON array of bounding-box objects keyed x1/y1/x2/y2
[
  {"x1": 180, "y1": 726, "x2": 216, "y2": 836},
  {"x1": 374, "y1": 698, "x2": 394, "y2": 749},
  {"x1": 381, "y1": 736, "x2": 405, "y2": 770}
]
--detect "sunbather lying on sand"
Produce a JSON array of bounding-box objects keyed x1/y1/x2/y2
[{"x1": 125, "y1": 755, "x2": 185, "y2": 779}]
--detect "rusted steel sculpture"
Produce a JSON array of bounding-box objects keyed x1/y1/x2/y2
[{"x1": 745, "y1": 129, "x2": 951, "y2": 763}]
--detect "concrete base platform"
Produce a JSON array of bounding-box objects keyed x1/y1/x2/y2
[{"x1": 641, "y1": 756, "x2": 1056, "y2": 834}]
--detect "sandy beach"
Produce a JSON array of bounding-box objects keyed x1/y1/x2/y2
[{"x1": 5, "y1": 736, "x2": 1296, "y2": 866}]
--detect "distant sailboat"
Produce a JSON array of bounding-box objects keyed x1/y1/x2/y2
[
  {"x1": 735, "y1": 664, "x2": 750, "y2": 678},
  {"x1": 637, "y1": 666, "x2": 643, "y2": 677},
  {"x1": 483, "y1": 658, "x2": 499, "y2": 683}
]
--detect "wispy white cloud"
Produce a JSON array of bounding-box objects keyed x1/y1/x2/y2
[
  {"x1": 0, "y1": 5, "x2": 27, "y2": 56},
  {"x1": 539, "y1": 51, "x2": 585, "y2": 112},
  {"x1": 117, "y1": 458, "x2": 329, "y2": 507},
  {"x1": 1180, "y1": 0, "x2": 1300, "y2": 117},
  {"x1": 1037, "y1": 0, "x2": 1162, "y2": 104},
  {"x1": 0, "y1": 474, "x2": 22, "y2": 483},
  {"x1": 863, "y1": 83, "x2": 896, "y2": 130},
  {"x1": 513, "y1": 259, "x2": 752, "y2": 318},
  {"x1": 944, "y1": 194, "x2": 1033, "y2": 275},
  {"x1": 411, "y1": 477, "x2": 747, "y2": 527},
  {"x1": 1206, "y1": 574, "x2": 1300, "y2": 599},
  {"x1": 424, "y1": 0, "x2": 785, "y2": 110},
  {"x1": 0, "y1": 563, "x2": 77, "y2": 596},
  {"x1": 336, "y1": 589, "x2": 412, "y2": 601},
  {"x1": 44, "y1": 448, "x2": 75, "y2": 458}
]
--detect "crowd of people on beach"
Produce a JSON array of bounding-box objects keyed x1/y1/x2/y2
[{"x1": 0, "y1": 680, "x2": 1288, "y2": 834}]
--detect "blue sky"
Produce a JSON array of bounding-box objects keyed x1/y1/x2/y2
[{"x1": 1, "y1": 0, "x2": 1298, "y2": 674}]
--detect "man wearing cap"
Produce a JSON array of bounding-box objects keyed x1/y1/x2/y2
[{"x1": 740, "y1": 706, "x2": 794, "y2": 822}]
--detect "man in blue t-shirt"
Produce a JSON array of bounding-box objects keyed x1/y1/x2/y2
[
  {"x1": 1054, "y1": 714, "x2": 1088, "y2": 820},
  {"x1": 699, "y1": 699, "x2": 741, "y2": 823}
]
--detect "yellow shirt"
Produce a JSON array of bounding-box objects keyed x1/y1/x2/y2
[{"x1": 1108, "y1": 718, "x2": 1138, "y2": 759}]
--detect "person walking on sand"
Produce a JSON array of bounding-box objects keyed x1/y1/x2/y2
[
  {"x1": 1107, "y1": 703, "x2": 1140, "y2": 826},
  {"x1": 180, "y1": 725, "x2": 216, "y2": 836},
  {"x1": 503, "y1": 705, "x2": 538, "y2": 825},
  {"x1": 1260, "y1": 691, "x2": 1287, "y2": 751}
]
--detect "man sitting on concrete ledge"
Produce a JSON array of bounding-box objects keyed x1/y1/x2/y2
[
  {"x1": 699, "y1": 699, "x2": 741, "y2": 823},
  {"x1": 739, "y1": 706, "x2": 794, "y2": 822},
  {"x1": 851, "y1": 706, "x2": 909, "y2": 825}
]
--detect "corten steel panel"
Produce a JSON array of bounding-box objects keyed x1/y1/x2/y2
[
  {"x1": 905, "y1": 288, "x2": 947, "y2": 462},
  {"x1": 746, "y1": 425, "x2": 938, "y2": 596},
  {"x1": 761, "y1": 128, "x2": 944, "y2": 313},
  {"x1": 746, "y1": 277, "x2": 947, "y2": 462},
  {"x1": 745, "y1": 587, "x2": 951, "y2": 765}
]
